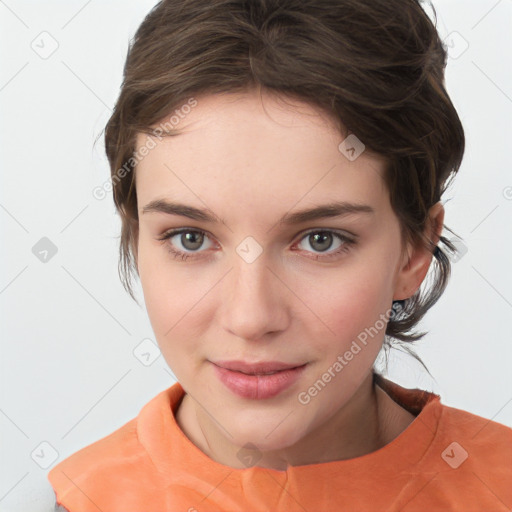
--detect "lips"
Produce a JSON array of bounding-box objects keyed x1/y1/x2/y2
[
  {"x1": 213, "y1": 360, "x2": 304, "y2": 374},
  {"x1": 211, "y1": 360, "x2": 308, "y2": 399}
]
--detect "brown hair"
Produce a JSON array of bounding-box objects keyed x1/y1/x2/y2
[{"x1": 102, "y1": 0, "x2": 465, "y2": 371}]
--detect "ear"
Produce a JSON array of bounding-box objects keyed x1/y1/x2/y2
[{"x1": 393, "y1": 202, "x2": 445, "y2": 301}]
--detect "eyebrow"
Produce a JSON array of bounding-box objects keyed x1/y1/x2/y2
[{"x1": 141, "y1": 199, "x2": 374, "y2": 225}]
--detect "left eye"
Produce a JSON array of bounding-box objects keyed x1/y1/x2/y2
[
  {"x1": 296, "y1": 230, "x2": 354, "y2": 258},
  {"x1": 156, "y1": 228, "x2": 355, "y2": 261}
]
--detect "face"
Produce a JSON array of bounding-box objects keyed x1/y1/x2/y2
[{"x1": 134, "y1": 90, "x2": 424, "y2": 455}]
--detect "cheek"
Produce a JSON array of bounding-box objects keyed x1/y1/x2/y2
[
  {"x1": 137, "y1": 246, "x2": 202, "y2": 366},
  {"x1": 295, "y1": 269, "x2": 394, "y2": 415},
  {"x1": 296, "y1": 257, "x2": 397, "y2": 349},
  {"x1": 138, "y1": 235, "x2": 194, "y2": 324}
]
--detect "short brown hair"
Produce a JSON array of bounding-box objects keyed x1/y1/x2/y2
[{"x1": 103, "y1": 0, "x2": 465, "y2": 368}]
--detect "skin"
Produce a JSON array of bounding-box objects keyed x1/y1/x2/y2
[{"x1": 133, "y1": 88, "x2": 444, "y2": 471}]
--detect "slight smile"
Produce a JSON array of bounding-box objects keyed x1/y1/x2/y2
[{"x1": 211, "y1": 360, "x2": 308, "y2": 400}]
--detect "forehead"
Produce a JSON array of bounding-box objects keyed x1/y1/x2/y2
[{"x1": 134, "y1": 91, "x2": 388, "y2": 213}]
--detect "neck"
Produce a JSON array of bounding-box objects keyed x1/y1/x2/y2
[{"x1": 176, "y1": 370, "x2": 413, "y2": 471}]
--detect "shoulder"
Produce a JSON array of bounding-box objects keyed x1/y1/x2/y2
[
  {"x1": 48, "y1": 385, "x2": 182, "y2": 511},
  {"x1": 50, "y1": 415, "x2": 142, "y2": 467},
  {"x1": 408, "y1": 402, "x2": 512, "y2": 509},
  {"x1": 434, "y1": 403, "x2": 512, "y2": 466},
  {"x1": 47, "y1": 415, "x2": 153, "y2": 490},
  {"x1": 437, "y1": 403, "x2": 512, "y2": 445}
]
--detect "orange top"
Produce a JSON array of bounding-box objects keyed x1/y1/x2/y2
[{"x1": 48, "y1": 376, "x2": 512, "y2": 512}]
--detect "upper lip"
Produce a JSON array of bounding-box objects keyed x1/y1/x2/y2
[{"x1": 212, "y1": 360, "x2": 306, "y2": 374}]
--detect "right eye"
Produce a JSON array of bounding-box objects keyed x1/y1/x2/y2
[{"x1": 156, "y1": 228, "x2": 215, "y2": 260}]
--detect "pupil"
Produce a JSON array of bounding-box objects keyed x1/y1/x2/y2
[
  {"x1": 311, "y1": 232, "x2": 332, "y2": 252},
  {"x1": 183, "y1": 232, "x2": 203, "y2": 250}
]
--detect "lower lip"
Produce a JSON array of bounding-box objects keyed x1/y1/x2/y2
[{"x1": 212, "y1": 363, "x2": 307, "y2": 400}]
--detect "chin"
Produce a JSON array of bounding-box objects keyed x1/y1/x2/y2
[{"x1": 228, "y1": 416, "x2": 308, "y2": 453}]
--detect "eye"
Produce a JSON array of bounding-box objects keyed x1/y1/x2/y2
[
  {"x1": 292, "y1": 229, "x2": 356, "y2": 260},
  {"x1": 156, "y1": 228, "x2": 356, "y2": 261},
  {"x1": 156, "y1": 228, "x2": 214, "y2": 260}
]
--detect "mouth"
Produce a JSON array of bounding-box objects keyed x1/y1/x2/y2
[
  {"x1": 211, "y1": 360, "x2": 308, "y2": 399},
  {"x1": 212, "y1": 360, "x2": 306, "y2": 374}
]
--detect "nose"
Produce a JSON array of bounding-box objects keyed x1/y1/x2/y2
[{"x1": 219, "y1": 253, "x2": 290, "y2": 343}]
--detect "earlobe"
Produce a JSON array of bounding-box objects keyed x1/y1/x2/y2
[{"x1": 393, "y1": 202, "x2": 445, "y2": 301}]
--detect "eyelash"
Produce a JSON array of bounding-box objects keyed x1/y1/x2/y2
[{"x1": 156, "y1": 228, "x2": 356, "y2": 262}]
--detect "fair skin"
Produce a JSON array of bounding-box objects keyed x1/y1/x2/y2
[{"x1": 133, "y1": 89, "x2": 444, "y2": 471}]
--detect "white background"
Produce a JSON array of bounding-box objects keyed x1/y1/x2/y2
[{"x1": 1, "y1": 1, "x2": 511, "y2": 510}]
